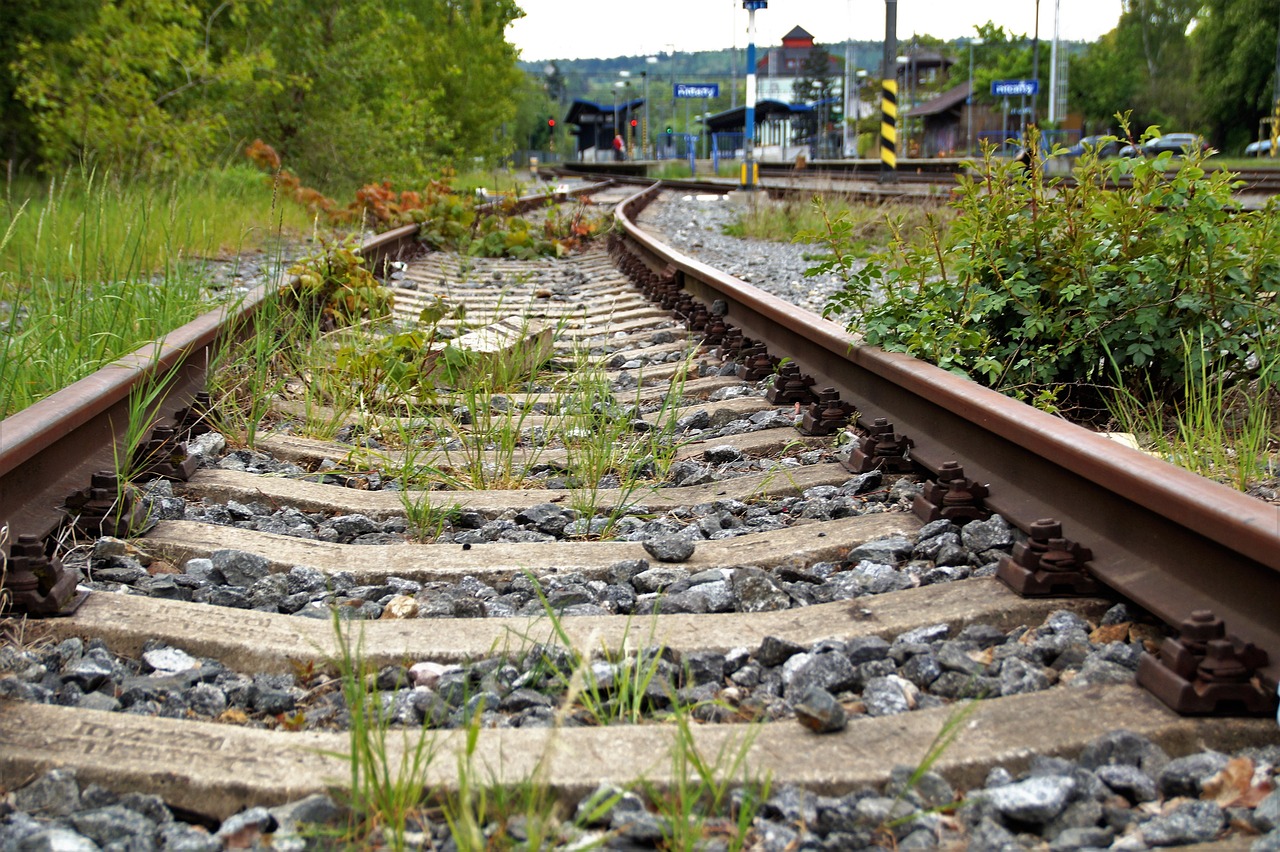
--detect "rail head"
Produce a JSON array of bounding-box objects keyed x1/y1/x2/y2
[{"x1": 615, "y1": 180, "x2": 1280, "y2": 690}]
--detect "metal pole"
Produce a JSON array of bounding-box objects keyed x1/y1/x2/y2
[
  {"x1": 668, "y1": 43, "x2": 677, "y2": 153},
  {"x1": 844, "y1": 0, "x2": 853, "y2": 158},
  {"x1": 968, "y1": 41, "x2": 975, "y2": 156},
  {"x1": 731, "y1": 1, "x2": 739, "y2": 110},
  {"x1": 742, "y1": 1, "x2": 766, "y2": 189},
  {"x1": 642, "y1": 73, "x2": 648, "y2": 159},
  {"x1": 1031, "y1": 0, "x2": 1041, "y2": 128},
  {"x1": 879, "y1": 0, "x2": 898, "y2": 181},
  {"x1": 1048, "y1": 0, "x2": 1060, "y2": 123},
  {"x1": 1272, "y1": 9, "x2": 1280, "y2": 156}
]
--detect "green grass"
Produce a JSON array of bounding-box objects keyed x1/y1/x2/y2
[
  {"x1": 1107, "y1": 333, "x2": 1278, "y2": 491},
  {"x1": 325, "y1": 614, "x2": 439, "y2": 851},
  {"x1": 324, "y1": 584, "x2": 771, "y2": 850},
  {"x1": 726, "y1": 195, "x2": 952, "y2": 251},
  {"x1": 0, "y1": 166, "x2": 320, "y2": 419}
]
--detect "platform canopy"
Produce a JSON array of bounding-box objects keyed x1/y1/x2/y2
[
  {"x1": 563, "y1": 98, "x2": 647, "y2": 153},
  {"x1": 703, "y1": 99, "x2": 808, "y2": 133},
  {"x1": 564, "y1": 98, "x2": 647, "y2": 130}
]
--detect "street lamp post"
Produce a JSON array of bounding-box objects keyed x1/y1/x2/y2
[
  {"x1": 852, "y1": 69, "x2": 866, "y2": 155},
  {"x1": 667, "y1": 43, "x2": 677, "y2": 156},
  {"x1": 741, "y1": 1, "x2": 767, "y2": 189},
  {"x1": 967, "y1": 38, "x2": 983, "y2": 156},
  {"x1": 644, "y1": 56, "x2": 658, "y2": 158},
  {"x1": 843, "y1": 34, "x2": 853, "y2": 158},
  {"x1": 618, "y1": 72, "x2": 632, "y2": 155}
]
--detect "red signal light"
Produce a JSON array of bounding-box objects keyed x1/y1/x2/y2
[
  {"x1": 547, "y1": 118, "x2": 556, "y2": 127},
  {"x1": 630, "y1": 119, "x2": 638, "y2": 127}
]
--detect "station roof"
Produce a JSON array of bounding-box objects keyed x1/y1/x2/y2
[
  {"x1": 564, "y1": 98, "x2": 647, "y2": 126},
  {"x1": 905, "y1": 82, "x2": 971, "y2": 118},
  {"x1": 704, "y1": 99, "x2": 808, "y2": 132}
]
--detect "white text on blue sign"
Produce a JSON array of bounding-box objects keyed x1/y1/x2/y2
[
  {"x1": 674, "y1": 84, "x2": 720, "y2": 99},
  {"x1": 990, "y1": 79, "x2": 1040, "y2": 97}
]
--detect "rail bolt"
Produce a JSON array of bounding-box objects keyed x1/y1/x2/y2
[
  {"x1": 1197, "y1": 639, "x2": 1251, "y2": 683},
  {"x1": 1179, "y1": 609, "x2": 1226, "y2": 649}
]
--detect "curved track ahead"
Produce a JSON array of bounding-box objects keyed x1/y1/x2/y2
[{"x1": 0, "y1": 180, "x2": 1277, "y2": 837}]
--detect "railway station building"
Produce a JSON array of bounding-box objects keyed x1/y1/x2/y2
[
  {"x1": 755, "y1": 26, "x2": 843, "y2": 104},
  {"x1": 564, "y1": 98, "x2": 646, "y2": 161}
]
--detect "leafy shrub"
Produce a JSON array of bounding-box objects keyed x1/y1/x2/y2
[
  {"x1": 244, "y1": 141, "x2": 608, "y2": 257},
  {"x1": 815, "y1": 127, "x2": 1280, "y2": 413},
  {"x1": 286, "y1": 238, "x2": 392, "y2": 330}
]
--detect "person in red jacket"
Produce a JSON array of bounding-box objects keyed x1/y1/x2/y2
[{"x1": 612, "y1": 133, "x2": 626, "y2": 161}]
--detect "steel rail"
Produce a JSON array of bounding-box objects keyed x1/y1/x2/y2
[
  {"x1": 3, "y1": 175, "x2": 1276, "y2": 701},
  {"x1": 0, "y1": 186, "x2": 601, "y2": 554},
  {"x1": 615, "y1": 182, "x2": 1280, "y2": 692}
]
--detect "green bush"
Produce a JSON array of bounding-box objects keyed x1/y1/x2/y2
[{"x1": 815, "y1": 128, "x2": 1280, "y2": 413}]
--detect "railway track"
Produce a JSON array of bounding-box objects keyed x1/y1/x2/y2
[
  {"x1": 1, "y1": 180, "x2": 1278, "y2": 849},
  {"x1": 557, "y1": 161, "x2": 1280, "y2": 211}
]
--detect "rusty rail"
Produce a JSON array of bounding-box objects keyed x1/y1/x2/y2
[
  {"x1": 0, "y1": 184, "x2": 603, "y2": 558},
  {"x1": 615, "y1": 182, "x2": 1280, "y2": 699}
]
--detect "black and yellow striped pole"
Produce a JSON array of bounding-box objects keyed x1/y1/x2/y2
[
  {"x1": 880, "y1": 0, "x2": 898, "y2": 181},
  {"x1": 880, "y1": 79, "x2": 897, "y2": 172},
  {"x1": 1271, "y1": 102, "x2": 1279, "y2": 159}
]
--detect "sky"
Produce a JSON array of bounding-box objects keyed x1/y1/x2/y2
[{"x1": 507, "y1": 0, "x2": 1125, "y2": 62}]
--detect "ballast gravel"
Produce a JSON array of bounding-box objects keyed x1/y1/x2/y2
[
  {"x1": 83, "y1": 475, "x2": 1034, "y2": 622},
  {"x1": 2, "y1": 604, "x2": 1278, "y2": 850},
  {"x1": 633, "y1": 193, "x2": 856, "y2": 317},
  {"x1": 10, "y1": 211, "x2": 1275, "y2": 847}
]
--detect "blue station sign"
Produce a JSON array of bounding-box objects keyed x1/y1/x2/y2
[
  {"x1": 674, "y1": 83, "x2": 720, "y2": 99},
  {"x1": 990, "y1": 79, "x2": 1040, "y2": 97}
]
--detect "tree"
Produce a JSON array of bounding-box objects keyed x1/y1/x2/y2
[
  {"x1": 792, "y1": 45, "x2": 838, "y2": 156},
  {"x1": 0, "y1": 0, "x2": 98, "y2": 171},
  {"x1": 1070, "y1": 29, "x2": 1143, "y2": 134},
  {"x1": 211, "y1": 0, "x2": 526, "y2": 187},
  {"x1": 12, "y1": 0, "x2": 268, "y2": 176},
  {"x1": 1193, "y1": 0, "x2": 1280, "y2": 151},
  {"x1": 1067, "y1": 0, "x2": 1198, "y2": 135}
]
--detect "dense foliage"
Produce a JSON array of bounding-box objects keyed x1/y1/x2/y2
[
  {"x1": 3, "y1": 0, "x2": 525, "y2": 186},
  {"x1": 815, "y1": 131, "x2": 1280, "y2": 413}
]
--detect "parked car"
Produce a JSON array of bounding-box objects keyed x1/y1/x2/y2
[
  {"x1": 1061, "y1": 135, "x2": 1121, "y2": 158},
  {"x1": 1118, "y1": 133, "x2": 1210, "y2": 158},
  {"x1": 1246, "y1": 138, "x2": 1272, "y2": 156}
]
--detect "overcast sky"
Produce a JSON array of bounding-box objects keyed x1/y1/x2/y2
[{"x1": 507, "y1": 0, "x2": 1124, "y2": 62}]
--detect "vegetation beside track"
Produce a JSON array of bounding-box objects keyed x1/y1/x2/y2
[
  {"x1": 815, "y1": 130, "x2": 1280, "y2": 492},
  {"x1": 726, "y1": 196, "x2": 951, "y2": 254},
  {"x1": 0, "y1": 167, "x2": 317, "y2": 418}
]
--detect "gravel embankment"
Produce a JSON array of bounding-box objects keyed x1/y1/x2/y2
[{"x1": 633, "y1": 193, "x2": 852, "y2": 317}]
